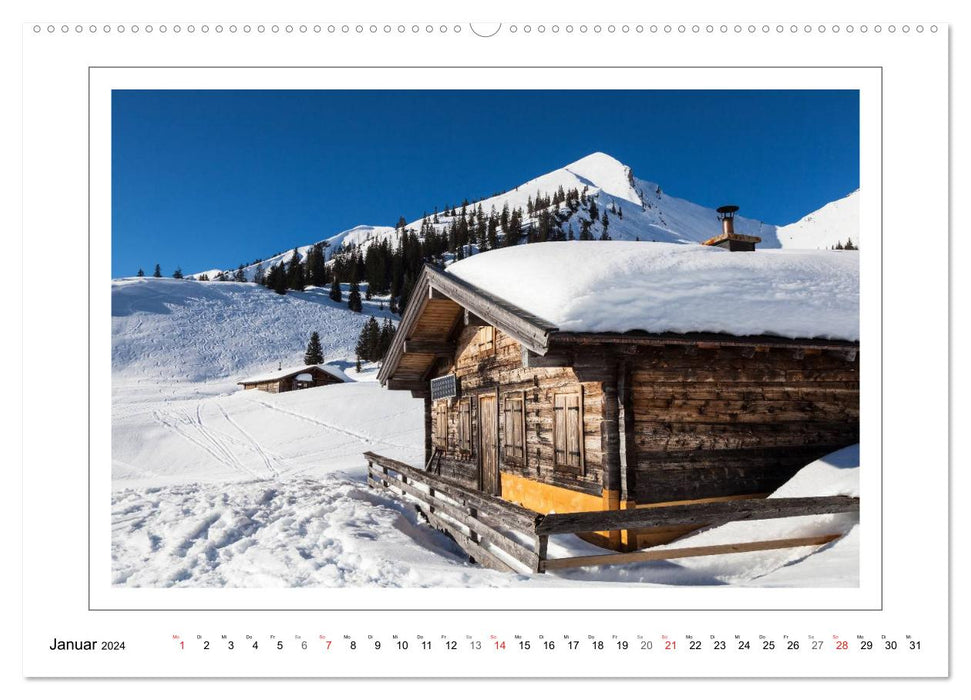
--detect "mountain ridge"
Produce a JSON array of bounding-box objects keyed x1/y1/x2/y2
[{"x1": 188, "y1": 152, "x2": 859, "y2": 280}]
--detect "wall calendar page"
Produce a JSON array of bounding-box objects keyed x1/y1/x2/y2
[{"x1": 12, "y1": 0, "x2": 959, "y2": 694}]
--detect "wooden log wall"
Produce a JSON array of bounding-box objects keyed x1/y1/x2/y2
[
  {"x1": 628, "y1": 345, "x2": 859, "y2": 504},
  {"x1": 432, "y1": 323, "x2": 605, "y2": 498}
]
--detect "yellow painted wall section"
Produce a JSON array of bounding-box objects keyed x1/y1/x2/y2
[
  {"x1": 500, "y1": 472, "x2": 602, "y2": 514},
  {"x1": 500, "y1": 473, "x2": 769, "y2": 552}
]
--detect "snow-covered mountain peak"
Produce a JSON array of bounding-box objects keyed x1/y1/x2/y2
[
  {"x1": 560, "y1": 151, "x2": 642, "y2": 205},
  {"x1": 189, "y1": 152, "x2": 858, "y2": 280}
]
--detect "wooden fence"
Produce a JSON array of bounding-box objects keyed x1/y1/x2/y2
[{"x1": 364, "y1": 452, "x2": 859, "y2": 574}]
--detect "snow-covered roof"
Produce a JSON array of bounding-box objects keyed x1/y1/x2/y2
[
  {"x1": 239, "y1": 364, "x2": 348, "y2": 385},
  {"x1": 445, "y1": 241, "x2": 859, "y2": 342}
]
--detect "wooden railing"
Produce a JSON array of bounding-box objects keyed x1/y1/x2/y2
[
  {"x1": 365, "y1": 451, "x2": 545, "y2": 573},
  {"x1": 364, "y1": 452, "x2": 860, "y2": 574}
]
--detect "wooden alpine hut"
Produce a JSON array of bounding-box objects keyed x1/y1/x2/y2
[
  {"x1": 238, "y1": 364, "x2": 347, "y2": 393},
  {"x1": 371, "y1": 239, "x2": 860, "y2": 561}
]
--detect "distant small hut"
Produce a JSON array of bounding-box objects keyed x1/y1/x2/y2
[
  {"x1": 374, "y1": 239, "x2": 860, "y2": 554},
  {"x1": 238, "y1": 364, "x2": 347, "y2": 393}
]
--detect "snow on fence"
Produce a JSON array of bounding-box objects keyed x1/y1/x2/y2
[{"x1": 363, "y1": 452, "x2": 859, "y2": 574}]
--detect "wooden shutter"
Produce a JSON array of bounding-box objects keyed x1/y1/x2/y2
[
  {"x1": 434, "y1": 403, "x2": 448, "y2": 451},
  {"x1": 553, "y1": 391, "x2": 583, "y2": 473},
  {"x1": 503, "y1": 393, "x2": 525, "y2": 465},
  {"x1": 458, "y1": 399, "x2": 472, "y2": 455}
]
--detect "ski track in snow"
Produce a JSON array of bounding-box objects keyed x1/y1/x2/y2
[
  {"x1": 215, "y1": 402, "x2": 284, "y2": 478},
  {"x1": 245, "y1": 395, "x2": 411, "y2": 452},
  {"x1": 151, "y1": 406, "x2": 261, "y2": 480}
]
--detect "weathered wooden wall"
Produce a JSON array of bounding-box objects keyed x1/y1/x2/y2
[
  {"x1": 627, "y1": 345, "x2": 859, "y2": 504},
  {"x1": 432, "y1": 323, "x2": 605, "y2": 499},
  {"x1": 426, "y1": 321, "x2": 858, "y2": 521},
  {"x1": 310, "y1": 371, "x2": 343, "y2": 388}
]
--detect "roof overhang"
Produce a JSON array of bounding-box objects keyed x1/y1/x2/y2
[
  {"x1": 378, "y1": 264, "x2": 558, "y2": 388},
  {"x1": 551, "y1": 331, "x2": 859, "y2": 351}
]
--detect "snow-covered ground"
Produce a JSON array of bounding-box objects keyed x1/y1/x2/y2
[
  {"x1": 112, "y1": 275, "x2": 859, "y2": 588},
  {"x1": 112, "y1": 380, "x2": 859, "y2": 588}
]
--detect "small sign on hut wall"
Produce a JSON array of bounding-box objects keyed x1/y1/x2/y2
[{"x1": 430, "y1": 373, "x2": 459, "y2": 401}]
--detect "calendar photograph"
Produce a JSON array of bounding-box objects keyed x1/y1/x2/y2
[{"x1": 109, "y1": 88, "x2": 861, "y2": 590}]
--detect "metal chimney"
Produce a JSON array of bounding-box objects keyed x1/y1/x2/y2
[
  {"x1": 703, "y1": 204, "x2": 761, "y2": 251},
  {"x1": 717, "y1": 205, "x2": 739, "y2": 236}
]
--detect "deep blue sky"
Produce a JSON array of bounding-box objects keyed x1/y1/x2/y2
[{"x1": 112, "y1": 90, "x2": 858, "y2": 277}]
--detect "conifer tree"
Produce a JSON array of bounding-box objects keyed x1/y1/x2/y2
[
  {"x1": 153, "y1": 264, "x2": 162, "y2": 278},
  {"x1": 398, "y1": 273, "x2": 415, "y2": 314},
  {"x1": 378, "y1": 318, "x2": 396, "y2": 359},
  {"x1": 579, "y1": 218, "x2": 593, "y2": 240},
  {"x1": 348, "y1": 280, "x2": 363, "y2": 312},
  {"x1": 355, "y1": 316, "x2": 383, "y2": 362},
  {"x1": 487, "y1": 214, "x2": 500, "y2": 250},
  {"x1": 286, "y1": 248, "x2": 305, "y2": 291},
  {"x1": 303, "y1": 331, "x2": 324, "y2": 365},
  {"x1": 272, "y1": 264, "x2": 288, "y2": 295},
  {"x1": 504, "y1": 209, "x2": 522, "y2": 246},
  {"x1": 306, "y1": 243, "x2": 327, "y2": 287},
  {"x1": 600, "y1": 211, "x2": 611, "y2": 240},
  {"x1": 137, "y1": 268, "x2": 145, "y2": 277},
  {"x1": 173, "y1": 267, "x2": 184, "y2": 279},
  {"x1": 329, "y1": 278, "x2": 342, "y2": 302},
  {"x1": 197, "y1": 273, "x2": 210, "y2": 281},
  {"x1": 233, "y1": 264, "x2": 246, "y2": 282},
  {"x1": 252, "y1": 262, "x2": 265, "y2": 286}
]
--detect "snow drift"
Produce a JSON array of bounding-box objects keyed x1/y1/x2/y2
[{"x1": 446, "y1": 241, "x2": 860, "y2": 340}]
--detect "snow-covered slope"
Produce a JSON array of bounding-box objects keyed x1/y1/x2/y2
[
  {"x1": 193, "y1": 152, "x2": 857, "y2": 279},
  {"x1": 446, "y1": 241, "x2": 860, "y2": 341},
  {"x1": 776, "y1": 190, "x2": 860, "y2": 250},
  {"x1": 112, "y1": 277, "x2": 395, "y2": 393}
]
